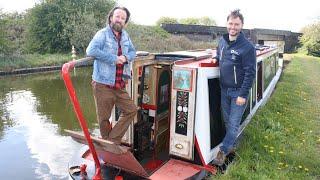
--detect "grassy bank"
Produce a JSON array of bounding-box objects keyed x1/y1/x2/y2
[
  {"x1": 0, "y1": 24, "x2": 216, "y2": 72},
  {"x1": 215, "y1": 54, "x2": 320, "y2": 179},
  {"x1": 127, "y1": 24, "x2": 216, "y2": 53},
  {"x1": 0, "y1": 53, "x2": 71, "y2": 71}
]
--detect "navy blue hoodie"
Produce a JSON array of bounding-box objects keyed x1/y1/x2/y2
[{"x1": 216, "y1": 32, "x2": 256, "y2": 98}]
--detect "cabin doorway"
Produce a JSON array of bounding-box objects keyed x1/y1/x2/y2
[
  {"x1": 134, "y1": 63, "x2": 172, "y2": 173},
  {"x1": 208, "y1": 78, "x2": 225, "y2": 149}
]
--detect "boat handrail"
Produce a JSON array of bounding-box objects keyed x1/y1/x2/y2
[{"x1": 61, "y1": 56, "x2": 102, "y2": 179}]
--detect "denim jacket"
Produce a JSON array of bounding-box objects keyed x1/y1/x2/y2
[{"x1": 86, "y1": 25, "x2": 136, "y2": 86}]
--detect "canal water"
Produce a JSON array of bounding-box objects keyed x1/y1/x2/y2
[{"x1": 0, "y1": 67, "x2": 98, "y2": 179}]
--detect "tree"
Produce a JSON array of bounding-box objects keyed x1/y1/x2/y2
[
  {"x1": 199, "y1": 16, "x2": 216, "y2": 26},
  {"x1": 25, "y1": 0, "x2": 115, "y2": 53},
  {"x1": 300, "y1": 21, "x2": 320, "y2": 57},
  {"x1": 156, "y1": 17, "x2": 178, "y2": 26},
  {"x1": 179, "y1": 17, "x2": 216, "y2": 26},
  {"x1": 25, "y1": 2, "x2": 67, "y2": 53},
  {"x1": 0, "y1": 10, "x2": 11, "y2": 55},
  {"x1": 179, "y1": 17, "x2": 199, "y2": 25},
  {"x1": 64, "y1": 12, "x2": 98, "y2": 53}
]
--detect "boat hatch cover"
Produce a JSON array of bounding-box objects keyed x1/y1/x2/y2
[
  {"x1": 83, "y1": 149, "x2": 149, "y2": 178},
  {"x1": 65, "y1": 129, "x2": 149, "y2": 177},
  {"x1": 149, "y1": 159, "x2": 204, "y2": 179}
]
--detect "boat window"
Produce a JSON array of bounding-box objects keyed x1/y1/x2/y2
[
  {"x1": 257, "y1": 61, "x2": 263, "y2": 101},
  {"x1": 157, "y1": 70, "x2": 171, "y2": 114}
]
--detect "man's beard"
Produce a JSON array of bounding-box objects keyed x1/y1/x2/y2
[{"x1": 111, "y1": 22, "x2": 123, "y2": 32}]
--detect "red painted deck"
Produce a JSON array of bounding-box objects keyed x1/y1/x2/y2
[{"x1": 149, "y1": 159, "x2": 204, "y2": 180}]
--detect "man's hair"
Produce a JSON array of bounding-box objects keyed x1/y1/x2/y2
[
  {"x1": 107, "y1": 6, "x2": 131, "y2": 24},
  {"x1": 227, "y1": 9, "x2": 244, "y2": 24}
]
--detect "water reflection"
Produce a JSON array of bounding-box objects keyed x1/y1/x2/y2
[{"x1": 0, "y1": 67, "x2": 97, "y2": 179}]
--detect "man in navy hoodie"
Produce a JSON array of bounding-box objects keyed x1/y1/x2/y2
[{"x1": 212, "y1": 9, "x2": 256, "y2": 165}]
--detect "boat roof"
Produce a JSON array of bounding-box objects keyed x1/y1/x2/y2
[
  {"x1": 161, "y1": 50, "x2": 212, "y2": 60},
  {"x1": 152, "y1": 46, "x2": 278, "y2": 68}
]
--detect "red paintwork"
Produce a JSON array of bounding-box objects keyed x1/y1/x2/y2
[
  {"x1": 141, "y1": 104, "x2": 157, "y2": 110},
  {"x1": 144, "y1": 159, "x2": 164, "y2": 172},
  {"x1": 178, "y1": 58, "x2": 219, "y2": 68},
  {"x1": 174, "y1": 58, "x2": 217, "y2": 68},
  {"x1": 256, "y1": 47, "x2": 277, "y2": 56},
  {"x1": 199, "y1": 61, "x2": 219, "y2": 67},
  {"x1": 80, "y1": 163, "x2": 87, "y2": 173},
  {"x1": 61, "y1": 57, "x2": 102, "y2": 179},
  {"x1": 115, "y1": 176, "x2": 124, "y2": 180},
  {"x1": 194, "y1": 137, "x2": 206, "y2": 166},
  {"x1": 138, "y1": 66, "x2": 143, "y2": 76},
  {"x1": 194, "y1": 137, "x2": 217, "y2": 174}
]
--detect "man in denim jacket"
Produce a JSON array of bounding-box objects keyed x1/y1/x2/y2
[
  {"x1": 86, "y1": 6, "x2": 137, "y2": 147},
  {"x1": 212, "y1": 9, "x2": 256, "y2": 165}
]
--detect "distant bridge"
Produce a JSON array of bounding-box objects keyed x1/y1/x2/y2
[{"x1": 161, "y1": 24, "x2": 302, "y2": 53}]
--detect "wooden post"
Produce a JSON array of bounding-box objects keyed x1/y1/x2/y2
[
  {"x1": 72, "y1": 46, "x2": 77, "y2": 74},
  {"x1": 72, "y1": 45, "x2": 77, "y2": 61}
]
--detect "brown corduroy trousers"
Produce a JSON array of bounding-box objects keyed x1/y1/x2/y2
[{"x1": 92, "y1": 81, "x2": 137, "y2": 144}]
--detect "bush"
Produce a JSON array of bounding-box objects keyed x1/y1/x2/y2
[{"x1": 299, "y1": 21, "x2": 320, "y2": 57}]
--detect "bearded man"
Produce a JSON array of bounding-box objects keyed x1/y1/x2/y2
[{"x1": 86, "y1": 6, "x2": 137, "y2": 149}]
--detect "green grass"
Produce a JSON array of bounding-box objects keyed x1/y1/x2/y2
[
  {"x1": 214, "y1": 54, "x2": 320, "y2": 179},
  {"x1": 0, "y1": 53, "x2": 72, "y2": 71}
]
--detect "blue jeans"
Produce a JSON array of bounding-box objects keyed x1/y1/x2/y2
[{"x1": 220, "y1": 87, "x2": 248, "y2": 154}]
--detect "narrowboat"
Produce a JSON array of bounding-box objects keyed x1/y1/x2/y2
[{"x1": 62, "y1": 45, "x2": 282, "y2": 179}]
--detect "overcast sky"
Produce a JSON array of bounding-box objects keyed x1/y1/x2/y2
[{"x1": 1, "y1": 0, "x2": 319, "y2": 32}]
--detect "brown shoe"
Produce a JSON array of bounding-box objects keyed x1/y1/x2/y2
[{"x1": 212, "y1": 150, "x2": 226, "y2": 166}]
